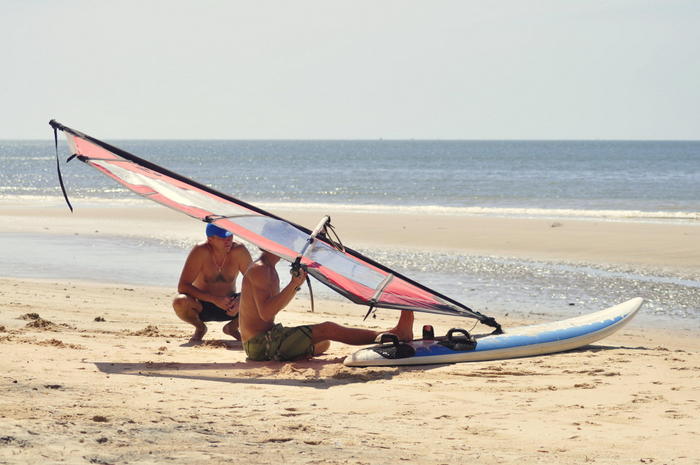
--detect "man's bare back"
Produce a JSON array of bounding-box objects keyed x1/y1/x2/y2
[
  {"x1": 238, "y1": 252, "x2": 304, "y2": 342},
  {"x1": 173, "y1": 224, "x2": 252, "y2": 343}
]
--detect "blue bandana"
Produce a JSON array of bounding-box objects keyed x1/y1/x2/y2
[{"x1": 206, "y1": 224, "x2": 232, "y2": 238}]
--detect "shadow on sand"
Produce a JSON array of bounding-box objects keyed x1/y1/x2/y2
[
  {"x1": 93, "y1": 343, "x2": 648, "y2": 388},
  {"x1": 92, "y1": 357, "x2": 441, "y2": 389},
  {"x1": 177, "y1": 339, "x2": 243, "y2": 349},
  {"x1": 567, "y1": 343, "x2": 656, "y2": 353}
]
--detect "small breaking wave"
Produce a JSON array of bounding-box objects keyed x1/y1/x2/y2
[
  {"x1": 1, "y1": 194, "x2": 697, "y2": 224},
  {"x1": 259, "y1": 202, "x2": 700, "y2": 223}
]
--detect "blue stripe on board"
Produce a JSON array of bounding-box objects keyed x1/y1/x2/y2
[{"x1": 412, "y1": 314, "x2": 625, "y2": 357}]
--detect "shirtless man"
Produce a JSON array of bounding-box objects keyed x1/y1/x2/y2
[
  {"x1": 173, "y1": 224, "x2": 252, "y2": 343},
  {"x1": 239, "y1": 250, "x2": 414, "y2": 361}
]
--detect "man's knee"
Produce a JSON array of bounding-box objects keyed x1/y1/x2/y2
[
  {"x1": 314, "y1": 340, "x2": 331, "y2": 355},
  {"x1": 223, "y1": 319, "x2": 239, "y2": 330},
  {"x1": 311, "y1": 321, "x2": 341, "y2": 342},
  {"x1": 173, "y1": 294, "x2": 199, "y2": 316}
]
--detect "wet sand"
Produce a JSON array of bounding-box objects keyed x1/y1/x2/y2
[{"x1": 2, "y1": 202, "x2": 699, "y2": 274}]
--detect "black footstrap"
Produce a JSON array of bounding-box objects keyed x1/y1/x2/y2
[{"x1": 371, "y1": 333, "x2": 416, "y2": 359}]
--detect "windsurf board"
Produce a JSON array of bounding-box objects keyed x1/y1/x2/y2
[{"x1": 344, "y1": 297, "x2": 644, "y2": 367}]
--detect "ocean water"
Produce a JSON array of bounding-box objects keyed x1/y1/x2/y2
[
  {"x1": 1, "y1": 139, "x2": 699, "y2": 328},
  {"x1": 2, "y1": 139, "x2": 699, "y2": 219}
]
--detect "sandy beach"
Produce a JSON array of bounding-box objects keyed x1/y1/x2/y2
[{"x1": 1, "y1": 203, "x2": 699, "y2": 464}]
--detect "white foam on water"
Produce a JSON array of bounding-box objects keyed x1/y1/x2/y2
[
  {"x1": 2, "y1": 195, "x2": 697, "y2": 224},
  {"x1": 259, "y1": 201, "x2": 700, "y2": 223}
]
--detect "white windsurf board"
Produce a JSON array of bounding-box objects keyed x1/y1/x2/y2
[{"x1": 344, "y1": 297, "x2": 644, "y2": 367}]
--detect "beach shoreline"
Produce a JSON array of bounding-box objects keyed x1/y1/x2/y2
[{"x1": 2, "y1": 200, "x2": 699, "y2": 273}]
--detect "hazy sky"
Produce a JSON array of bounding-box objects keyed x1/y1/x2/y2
[{"x1": 2, "y1": 1, "x2": 699, "y2": 139}]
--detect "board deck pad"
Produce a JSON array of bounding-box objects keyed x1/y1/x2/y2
[{"x1": 344, "y1": 298, "x2": 644, "y2": 367}]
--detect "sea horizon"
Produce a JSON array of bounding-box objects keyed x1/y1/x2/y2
[
  {"x1": 4, "y1": 136, "x2": 700, "y2": 141},
  {"x1": 3, "y1": 139, "x2": 699, "y2": 215}
]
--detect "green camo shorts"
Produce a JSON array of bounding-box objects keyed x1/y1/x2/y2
[{"x1": 243, "y1": 324, "x2": 315, "y2": 362}]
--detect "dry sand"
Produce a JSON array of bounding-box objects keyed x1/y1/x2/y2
[
  {"x1": 1, "y1": 279, "x2": 699, "y2": 465},
  {"x1": 1, "y1": 203, "x2": 699, "y2": 464}
]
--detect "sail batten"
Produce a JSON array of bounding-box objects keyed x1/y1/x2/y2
[{"x1": 49, "y1": 120, "x2": 501, "y2": 330}]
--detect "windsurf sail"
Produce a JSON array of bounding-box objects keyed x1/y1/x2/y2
[{"x1": 49, "y1": 120, "x2": 502, "y2": 332}]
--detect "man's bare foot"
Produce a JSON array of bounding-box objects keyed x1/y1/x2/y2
[
  {"x1": 189, "y1": 324, "x2": 207, "y2": 343},
  {"x1": 387, "y1": 311, "x2": 414, "y2": 341},
  {"x1": 222, "y1": 321, "x2": 241, "y2": 340}
]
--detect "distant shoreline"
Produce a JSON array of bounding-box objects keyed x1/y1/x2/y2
[
  {"x1": 2, "y1": 195, "x2": 699, "y2": 224},
  {"x1": 1, "y1": 198, "x2": 698, "y2": 273}
]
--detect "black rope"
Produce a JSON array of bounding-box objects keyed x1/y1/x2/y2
[
  {"x1": 362, "y1": 304, "x2": 376, "y2": 321},
  {"x1": 323, "y1": 222, "x2": 345, "y2": 251},
  {"x1": 291, "y1": 264, "x2": 315, "y2": 313},
  {"x1": 306, "y1": 275, "x2": 314, "y2": 313},
  {"x1": 53, "y1": 125, "x2": 74, "y2": 212}
]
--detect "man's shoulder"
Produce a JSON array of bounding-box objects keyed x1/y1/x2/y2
[
  {"x1": 187, "y1": 242, "x2": 209, "y2": 258},
  {"x1": 191, "y1": 241, "x2": 209, "y2": 252},
  {"x1": 228, "y1": 243, "x2": 252, "y2": 264},
  {"x1": 246, "y1": 261, "x2": 268, "y2": 273},
  {"x1": 229, "y1": 242, "x2": 251, "y2": 255},
  {"x1": 246, "y1": 261, "x2": 274, "y2": 279}
]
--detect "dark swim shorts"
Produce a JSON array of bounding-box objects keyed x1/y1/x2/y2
[
  {"x1": 243, "y1": 324, "x2": 315, "y2": 361},
  {"x1": 198, "y1": 293, "x2": 240, "y2": 322}
]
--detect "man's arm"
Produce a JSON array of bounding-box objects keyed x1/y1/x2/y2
[{"x1": 249, "y1": 266, "x2": 307, "y2": 322}]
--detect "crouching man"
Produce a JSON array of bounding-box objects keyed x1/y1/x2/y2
[{"x1": 173, "y1": 224, "x2": 252, "y2": 343}]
